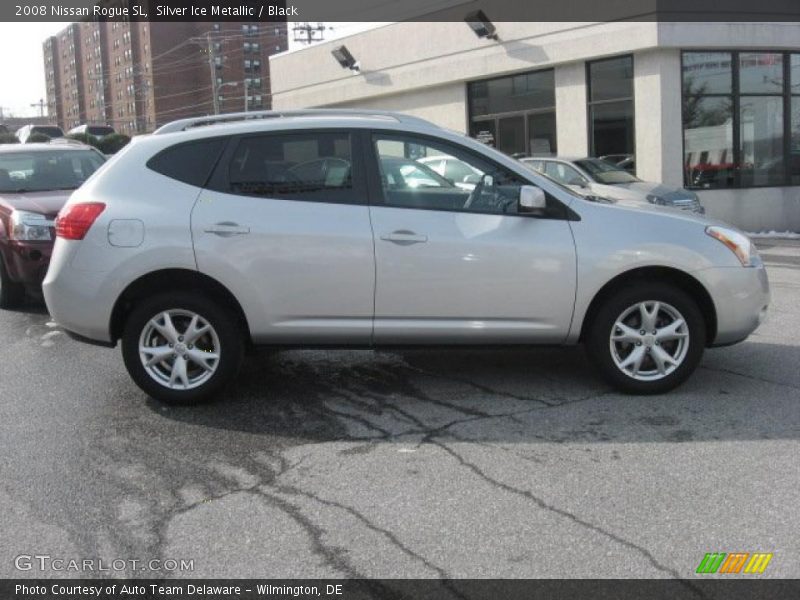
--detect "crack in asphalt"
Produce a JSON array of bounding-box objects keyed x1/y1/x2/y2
[
  {"x1": 431, "y1": 440, "x2": 706, "y2": 597},
  {"x1": 699, "y1": 364, "x2": 800, "y2": 391}
]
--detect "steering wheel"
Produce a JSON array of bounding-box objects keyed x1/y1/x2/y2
[{"x1": 463, "y1": 175, "x2": 486, "y2": 210}]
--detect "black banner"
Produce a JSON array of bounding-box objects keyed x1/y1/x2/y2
[
  {"x1": 3, "y1": 0, "x2": 800, "y2": 22},
  {"x1": 4, "y1": 579, "x2": 800, "y2": 600}
]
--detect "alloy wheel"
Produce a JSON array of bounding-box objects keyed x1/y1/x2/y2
[
  {"x1": 138, "y1": 309, "x2": 221, "y2": 390},
  {"x1": 609, "y1": 300, "x2": 690, "y2": 381}
]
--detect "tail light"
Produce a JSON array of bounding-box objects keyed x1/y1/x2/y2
[{"x1": 55, "y1": 203, "x2": 106, "y2": 240}]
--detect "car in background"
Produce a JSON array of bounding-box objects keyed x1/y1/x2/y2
[
  {"x1": 67, "y1": 124, "x2": 116, "y2": 138},
  {"x1": 521, "y1": 156, "x2": 704, "y2": 214},
  {"x1": 600, "y1": 153, "x2": 635, "y2": 174},
  {"x1": 0, "y1": 124, "x2": 9, "y2": 135},
  {"x1": 0, "y1": 141, "x2": 105, "y2": 307},
  {"x1": 16, "y1": 124, "x2": 65, "y2": 144},
  {"x1": 418, "y1": 155, "x2": 483, "y2": 190}
]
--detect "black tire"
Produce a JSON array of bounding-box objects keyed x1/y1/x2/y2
[
  {"x1": 585, "y1": 282, "x2": 706, "y2": 394},
  {"x1": 121, "y1": 292, "x2": 244, "y2": 405},
  {"x1": 0, "y1": 257, "x2": 25, "y2": 309}
]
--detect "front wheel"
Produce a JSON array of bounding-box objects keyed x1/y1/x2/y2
[
  {"x1": 586, "y1": 283, "x2": 706, "y2": 394},
  {"x1": 121, "y1": 293, "x2": 244, "y2": 404}
]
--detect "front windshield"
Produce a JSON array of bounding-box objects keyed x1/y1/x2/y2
[
  {"x1": 0, "y1": 149, "x2": 105, "y2": 193},
  {"x1": 381, "y1": 158, "x2": 456, "y2": 189},
  {"x1": 575, "y1": 158, "x2": 639, "y2": 184}
]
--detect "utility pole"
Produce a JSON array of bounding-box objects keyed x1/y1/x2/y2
[
  {"x1": 292, "y1": 22, "x2": 327, "y2": 45},
  {"x1": 30, "y1": 98, "x2": 46, "y2": 118},
  {"x1": 207, "y1": 32, "x2": 219, "y2": 115}
]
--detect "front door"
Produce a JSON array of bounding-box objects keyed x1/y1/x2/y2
[{"x1": 368, "y1": 132, "x2": 577, "y2": 344}]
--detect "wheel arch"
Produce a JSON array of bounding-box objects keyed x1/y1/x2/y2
[
  {"x1": 578, "y1": 266, "x2": 717, "y2": 346},
  {"x1": 109, "y1": 268, "x2": 251, "y2": 345}
]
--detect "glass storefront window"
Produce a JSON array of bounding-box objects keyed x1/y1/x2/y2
[
  {"x1": 588, "y1": 56, "x2": 635, "y2": 164},
  {"x1": 739, "y1": 53, "x2": 783, "y2": 94},
  {"x1": 739, "y1": 96, "x2": 785, "y2": 187},
  {"x1": 467, "y1": 68, "x2": 556, "y2": 156},
  {"x1": 683, "y1": 96, "x2": 734, "y2": 190},
  {"x1": 682, "y1": 51, "x2": 798, "y2": 189},
  {"x1": 682, "y1": 52, "x2": 733, "y2": 95},
  {"x1": 589, "y1": 56, "x2": 633, "y2": 102}
]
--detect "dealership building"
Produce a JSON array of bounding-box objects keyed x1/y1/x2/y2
[{"x1": 270, "y1": 21, "x2": 800, "y2": 232}]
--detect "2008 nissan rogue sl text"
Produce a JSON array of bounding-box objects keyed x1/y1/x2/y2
[{"x1": 43, "y1": 110, "x2": 770, "y2": 404}]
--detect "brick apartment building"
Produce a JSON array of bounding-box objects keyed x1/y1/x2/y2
[{"x1": 43, "y1": 20, "x2": 288, "y2": 135}]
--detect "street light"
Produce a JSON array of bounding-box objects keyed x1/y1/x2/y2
[
  {"x1": 465, "y1": 10, "x2": 499, "y2": 41},
  {"x1": 331, "y1": 45, "x2": 360, "y2": 72},
  {"x1": 215, "y1": 81, "x2": 239, "y2": 115}
]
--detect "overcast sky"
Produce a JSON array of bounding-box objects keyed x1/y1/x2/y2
[{"x1": 0, "y1": 22, "x2": 385, "y2": 119}]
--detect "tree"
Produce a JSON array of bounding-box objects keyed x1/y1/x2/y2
[
  {"x1": 97, "y1": 133, "x2": 131, "y2": 154},
  {"x1": 67, "y1": 133, "x2": 101, "y2": 149}
]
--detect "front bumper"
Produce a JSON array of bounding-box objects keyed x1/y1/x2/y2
[
  {"x1": 698, "y1": 261, "x2": 770, "y2": 346},
  {"x1": 0, "y1": 240, "x2": 53, "y2": 287}
]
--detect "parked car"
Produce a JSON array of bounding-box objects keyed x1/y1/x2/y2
[
  {"x1": 0, "y1": 124, "x2": 9, "y2": 135},
  {"x1": 43, "y1": 109, "x2": 768, "y2": 404},
  {"x1": 600, "y1": 153, "x2": 636, "y2": 174},
  {"x1": 0, "y1": 142, "x2": 105, "y2": 307},
  {"x1": 67, "y1": 124, "x2": 116, "y2": 138},
  {"x1": 418, "y1": 155, "x2": 483, "y2": 190},
  {"x1": 16, "y1": 124, "x2": 65, "y2": 144},
  {"x1": 522, "y1": 157, "x2": 704, "y2": 213}
]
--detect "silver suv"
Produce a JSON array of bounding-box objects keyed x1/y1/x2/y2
[{"x1": 43, "y1": 110, "x2": 769, "y2": 404}]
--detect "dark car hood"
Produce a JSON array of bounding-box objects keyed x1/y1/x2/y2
[{"x1": 0, "y1": 189, "x2": 74, "y2": 217}]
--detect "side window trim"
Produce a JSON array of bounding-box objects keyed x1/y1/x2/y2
[{"x1": 206, "y1": 128, "x2": 369, "y2": 206}]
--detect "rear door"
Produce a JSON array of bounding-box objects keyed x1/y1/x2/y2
[{"x1": 191, "y1": 129, "x2": 375, "y2": 344}]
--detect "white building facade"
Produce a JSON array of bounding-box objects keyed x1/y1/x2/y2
[{"x1": 270, "y1": 21, "x2": 800, "y2": 231}]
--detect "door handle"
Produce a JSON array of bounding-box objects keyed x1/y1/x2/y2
[
  {"x1": 380, "y1": 230, "x2": 428, "y2": 245},
  {"x1": 204, "y1": 222, "x2": 250, "y2": 236}
]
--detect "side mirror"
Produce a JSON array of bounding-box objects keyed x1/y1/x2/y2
[{"x1": 519, "y1": 185, "x2": 547, "y2": 214}]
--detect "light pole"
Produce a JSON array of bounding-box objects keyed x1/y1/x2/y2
[{"x1": 216, "y1": 81, "x2": 239, "y2": 114}]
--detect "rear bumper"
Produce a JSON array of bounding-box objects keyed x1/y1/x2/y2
[
  {"x1": 697, "y1": 262, "x2": 770, "y2": 346},
  {"x1": 0, "y1": 240, "x2": 53, "y2": 286},
  {"x1": 42, "y1": 239, "x2": 116, "y2": 344}
]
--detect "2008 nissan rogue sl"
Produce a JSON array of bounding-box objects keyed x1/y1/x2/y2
[{"x1": 43, "y1": 110, "x2": 770, "y2": 404}]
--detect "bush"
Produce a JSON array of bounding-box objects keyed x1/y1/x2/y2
[
  {"x1": 26, "y1": 132, "x2": 51, "y2": 143},
  {"x1": 0, "y1": 133, "x2": 19, "y2": 144},
  {"x1": 97, "y1": 133, "x2": 131, "y2": 155},
  {"x1": 67, "y1": 133, "x2": 100, "y2": 148}
]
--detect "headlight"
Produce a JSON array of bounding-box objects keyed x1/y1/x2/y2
[
  {"x1": 706, "y1": 225, "x2": 758, "y2": 267},
  {"x1": 10, "y1": 210, "x2": 53, "y2": 241},
  {"x1": 646, "y1": 194, "x2": 666, "y2": 205}
]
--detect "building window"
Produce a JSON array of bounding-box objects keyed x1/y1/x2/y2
[
  {"x1": 587, "y1": 55, "x2": 635, "y2": 167},
  {"x1": 683, "y1": 51, "x2": 800, "y2": 189},
  {"x1": 467, "y1": 68, "x2": 556, "y2": 156}
]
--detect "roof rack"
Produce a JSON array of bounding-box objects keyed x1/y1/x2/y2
[
  {"x1": 48, "y1": 138, "x2": 88, "y2": 146},
  {"x1": 153, "y1": 109, "x2": 437, "y2": 135}
]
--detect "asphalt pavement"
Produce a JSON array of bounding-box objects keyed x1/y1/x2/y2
[{"x1": 1, "y1": 240, "x2": 798, "y2": 582}]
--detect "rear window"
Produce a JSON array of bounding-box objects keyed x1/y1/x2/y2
[
  {"x1": 147, "y1": 138, "x2": 227, "y2": 187},
  {"x1": 86, "y1": 126, "x2": 115, "y2": 137},
  {"x1": 33, "y1": 126, "x2": 64, "y2": 138}
]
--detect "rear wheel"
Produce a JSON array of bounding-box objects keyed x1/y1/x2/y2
[
  {"x1": 0, "y1": 257, "x2": 25, "y2": 309},
  {"x1": 121, "y1": 293, "x2": 244, "y2": 404},
  {"x1": 586, "y1": 283, "x2": 706, "y2": 394}
]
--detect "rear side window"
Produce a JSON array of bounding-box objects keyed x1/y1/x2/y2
[
  {"x1": 147, "y1": 138, "x2": 226, "y2": 187},
  {"x1": 225, "y1": 132, "x2": 356, "y2": 204}
]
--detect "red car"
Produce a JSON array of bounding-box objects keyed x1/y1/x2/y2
[{"x1": 0, "y1": 142, "x2": 105, "y2": 308}]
